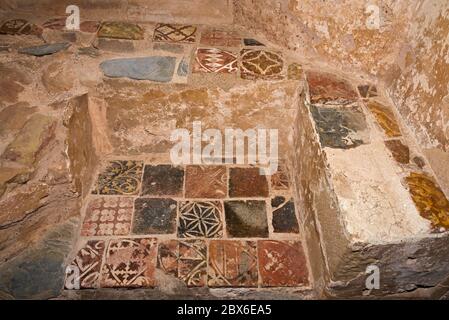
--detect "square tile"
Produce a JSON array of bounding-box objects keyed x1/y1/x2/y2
[
  {"x1": 193, "y1": 48, "x2": 238, "y2": 74},
  {"x1": 178, "y1": 201, "x2": 223, "y2": 238},
  {"x1": 81, "y1": 197, "x2": 133, "y2": 236},
  {"x1": 98, "y1": 21, "x2": 144, "y2": 40},
  {"x1": 200, "y1": 29, "x2": 241, "y2": 47},
  {"x1": 240, "y1": 49, "x2": 283, "y2": 80},
  {"x1": 258, "y1": 240, "x2": 308, "y2": 287},
  {"x1": 224, "y1": 200, "x2": 268, "y2": 238},
  {"x1": 133, "y1": 198, "x2": 177, "y2": 234},
  {"x1": 65, "y1": 240, "x2": 105, "y2": 289},
  {"x1": 208, "y1": 240, "x2": 258, "y2": 287},
  {"x1": 229, "y1": 167, "x2": 268, "y2": 198},
  {"x1": 271, "y1": 196, "x2": 299, "y2": 233},
  {"x1": 307, "y1": 72, "x2": 358, "y2": 105},
  {"x1": 366, "y1": 100, "x2": 402, "y2": 137},
  {"x1": 158, "y1": 240, "x2": 207, "y2": 287},
  {"x1": 153, "y1": 23, "x2": 197, "y2": 43},
  {"x1": 141, "y1": 164, "x2": 184, "y2": 196},
  {"x1": 93, "y1": 160, "x2": 143, "y2": 195},
  {"x1": 101, "y1": 238, "x2": 157, "y2": 288},
  {"x1": 185, "y1": 165, "x2": 227, "y2": 198},
  {"x1": 271, "y1": 163, "x2": 290, "y2": 191}
]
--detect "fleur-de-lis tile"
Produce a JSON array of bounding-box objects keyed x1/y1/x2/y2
[{"x1": 92, "y1": 160, "x2": 143, "y2": 195}]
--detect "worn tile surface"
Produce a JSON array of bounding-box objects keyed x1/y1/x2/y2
[
  {"x1": 385, "y1": 140, "x2": 410, "y2": 165},
  {"x1": 0, "y1": 19, "x2": 42, "y2": 36},
  {"x1": 208, "y1": 240, "x2": 258, "y2": 287},
  {"x1": 358, "y1": 84, "x2": 378, "y2": 98},
  {"x1": 178, "y1": 201, "x2": 223, "y2": 238},
  {"x1": 366, "y1": 100, "x2": 402, "y2": 137},
  {"x1": 133, "y1": 198, "x2": 177, "y2": 234},
  {"x1": 81, "y1": 197, "x2": 133, "y2": 236},
  {"x1": 185, "y1": 165, "x2": 227, "y2": 198},
  {"x1": 98, "y1": 21, "x2": 144, "y2": 40},
  {"x1": 65, "y1": 240, "x2": 105, "y2": 289},
  {"x1": 158, "y1": 240, "x2": 207, "y2": 287},
  {"x1": 200, "y1": 29, "x2": 241, "y2": 47},
  {"x1": 101, "y1": 238, "x2": 157, "y2": 288},
  {"x1": 271, "y1": 163, "x2": 290, "y2": 190},
  {"x1": 193, "y1": 48, "x2": 238, "y2": 74},
  {"x1": 153, "y1": 24, "x2": 197, "y2": 43},
  {"x1": 271, "y1": 196, "x2": 299, "y2": 233},
  {"x1": 224, "y1": 200, "x2": 268, "y2": 238},
  {"x1": 307, "y1": 72, "x2": 358, "y2": 104},
  {"x1": 240, "y1": 49, "x2": 283, "y2": 80},
  {"x1": 258, "y1": 241, "x2": 308, "y2": 287},
  {"x1": 243, "y1": 38, "x2": 264, "y2": 46},
  {"x1": 287, "y1": 63, "x2": 303, "y2": 80},
  {"x1": 42, "y1": 17, "x2": 66, "y2": 30},
  {"x1": 229, "y1": 167, "x2": 269, "y2": 197},
  {"x1": 93, "y1": 160, "x2": 143, "y2": 195},
  {"x1": 141, "y1": 165, "x2": 184, "y2": 196}
]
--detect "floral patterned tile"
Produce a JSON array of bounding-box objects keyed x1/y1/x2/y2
[
  {"x1": 93, "y1": 160, "x2": 143, "y2": 195},
  {"x1": 208, "y1": 240, "x2": 258, "y2": 287},
  {"x1": 65, "y1": 240, "x2": 105, "y2": 289},
  {"x1": 240, "y1": 49, "x2": 284, "y2": 80},
  {"x1": 158, "y1": 240, "x2": 207, "y2": 287},
  {"x1": 81, "y1": 197, "x2": 133, "y2": 236},
  {"x1": 193, "y1": 48, "x2": 238, "y2": 74},
  {"x1": 153, "y1": 23, "x2": 197, "y2": 43},
  {"x1": 178, "y1": 201, "x2": 223, "y2": 238},
  {"x1": 100, "y1": 238, "x2": 157, "y2": 288},
  {"x1": 200, "y1": 29, "x2": 241, "y2": 47},
  {"x1": 185, "y1": 165, "x2": 227, "y2": 198}
]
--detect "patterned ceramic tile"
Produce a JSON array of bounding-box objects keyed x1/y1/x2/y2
[
  {"x1": 158, "y1": 240, "x2": 207, "y2": 287},
  {"x1": 271, "y1": 162, "x2": 290, "y2": 191},
  {"x1": 240, "y1": 49, "x2": 284, "y2": 80},
  {"x1": 200, "y1": 29, "x2": 241, "y2": 47},
  {"x1": 385, "y1": 140, "x2": 410, "y2": 165},
  {"x1": 193, "y1": 48, "x2": 238, "y2": 74},
  {"x1": 141, "y1": 164, "x2": 184, "y2": 196},
  {"x1": 93, "y1": 160, "x2": 143, "y2": 195},
  {"x1": 0, "y1": 19, "x2": 42, "y2": 36},
  {"x1": 406, "y1": 172, "x2": 449, "y2": 230},
  {"x1": 65, "y1": 240, "x2": 105, "y2": 289},
  {"x1": 185, "y1": 165, "x2": 227, "y2": 198},
  {"x1": 224, "y1": 200, "x2": 268, "y2": 238},
  {"x1": 101, "y1": 238, "x2": 157, "y2": 288},
  {"x1": 307, "y1": 72, "x2": 358, "y2": 105},
  {"x1": 271, "y1": 196, "x2": 299, "y2": 233},
  {"x1": 366, "y1": 100, "x2": 402, "y2": 137},
  {"x1": 287, "y1": 63, "x2": 303, "y2": 80},
  {"x1": 133, "y1": 198, "x2": 177, "y2": 234},
  {"x1": 208, "y1": 240, "x2": 258, "y2": 287},
  {"x1": 178, "y1": 201, "x2": 223, "y2": 238},
  {"x1": 81, "y1": 197, "x2": 133, "y2": 236},
  {"x1": 153, "y1": 23, "x2": 197, "y2": 43},
  {"x1": 258, "y1": 240, "x2": 309, "y2": 287},
  {"x1": 229, "y1": 167, "x2": 269, "y2": 198},
  {"x1": 98, "y1": 21, "x2": 144, "y2": 40}
]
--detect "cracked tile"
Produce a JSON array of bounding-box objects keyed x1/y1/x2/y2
[
  {"x1": 141, "y1": 165, "x2": 184, "y2": 197},
  {"x1": 185, "y1": 165, "x2": 227, "y2": 198},
  {"x1": 133, "y1": 198, "x2": 177, "y2": 235},
  {"x1": 93, "y1": 160, "x2": 143, "y2": 195},
  {"x1": 229, "y1": 167, "x2": 269, "y2": 198},
  {"x1": 240, "y1": 49, "x2": 284, "y2": 80},
  {"x1": 178, "y1": 201, "x2": 223, "y2": 238},
  {"x1": 193, "y1": 48, "x2": 238, "y2": 74},
  {"x1": 153, "y1": 23, "x2": 197, "y2": 43},
  {"x1": 271, "y1": 196, "x2": 299, "y2": 233},
  {"x1": 224, "y1": 200, "x2": 268, "y2": 238}
]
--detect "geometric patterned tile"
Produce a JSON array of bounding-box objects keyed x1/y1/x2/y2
[
  {"x1": 132, "y1": 198, "x2": 177, "y2": 235},
  {"x1": 157, "y1": 239, "x2": 207, "y2": 287},
  {"x1": 153, "y1": 23, "x2": 197, "y2": 43},
  {"x1": 93, "y1": 160, "x2": 143, "y2": 195},
  {"x1": 240, "y1": 49, "x2": 283, "y2": 80},
  {"x1": 184, "y1": 165, "x2": 227, "y2": 198},
  {"x1": 229, "y1": 167, "x2": 269, "y2": 198},
  {"x1": 200, "y1": 29, "x2": 240, "y2": 47},
  {"x1": 193, "y1": 48, "x2": 238, "y2": 74},
  {"x1": 100, "y1": 238, "x2": 157, "y2": 288},
  {"x1": 65, "y1": 240, "x2": 106, "y2": 289},
  {"x1": 178, "y1": 201, "x2": 223, "y2": 238},
  {"x1": 208, "y1": 240, "x2": 258, "y2": 287},
  {"x1": 141, "y1": 165, "x2": 184, "y2": 197},
  {"x1": 81, "y1": 197, "x2": 133, "y2": 236},
  {"x1": 258, "y1": 240, "x2": 308, "y2": 287},
  {"x1": 224, "y1": 200, "x2": 268, "y2": 238},
  {"x1": 271, "y1": 196, "x2": 299, "y2": 233}
]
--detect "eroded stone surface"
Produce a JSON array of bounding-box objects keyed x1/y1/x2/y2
[{"x1": 18, "y1": 43, "x2": 70, "y2": 56}]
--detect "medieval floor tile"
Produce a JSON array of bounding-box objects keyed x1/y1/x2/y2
[
  {"x1": 133, "y1": 198, "x2": 177, "y2": 234},
  {"x1": 208, "y1": 240, "x2": 258, "y2": 287},
  {"x1": 141, "y1": 165, "x2": 184, "y2": 197},
  {"x1": 158, "y1": 239, "x2": 207, "y2": 287},
  {"x1": 406, "y1": 172, "x2": 449, "y2": 231},
  {"x1": 229, "y1": 167, "x2": 269, "y2": 198},
  {"x1": 200, "y1": 29, "x2": 241, "y2": 47},
  {"x1": 243, "y1": 38, "x2": 265, "y2": 46},
  {"x1": 366, "y1": 100, "x2": 402, "y2": 137},
  {"x1": 240, "y1": 49, "x2": 284, "y2": 80},
  {"x1": 100, "y1": 238, "x2": 157, "y2": 288},
  {"x1": 0, "y1": 19, "x2": 42, "y2": 36},
  {"x1": 307, "y1": 72, "x2": 358, "y2": 105},
  {"x1": 65, "y1": 240, "x2": 105, "y2": 289},
  {"x1": 80, "y1": 21, "x2": 100, "y2": 33},
  {"x1": 185, "y1": 165, "x2": 227, "y2": 198},
  {"x1": 98, "y1": 21, "x2": 144, "y2": 40},
  {"x1": 81, "y1": 197, "x2": 133, "y2": 236},
  {"x1": 385, "y1": 140, "x2": 410, "y2": 165},
  {"x1": 310, "y1": 105, "x2": 369, "y2": 149},
  {"x1": 178, "y1": 201, "x2": 223, "y2": 238},
  {"x1": 193, "y1": 48, "x2": 238, "y2": 74},
  {"x1": 93, "y1": 160, "x2": 143, "y2": 195},
  {"x1": 287, "y1": 63, "x2": 303, "y2": 80},
  {"x1": 271, "y1": 196, "x2": 299, "y2": 233},
  {"x1": 224, "y1": 200, "x2": 268, "y2": 238},
  {"x1": 153, "y1": 23, "x2": 197, "y2": 43},
  {"x1": 258, "y1": 240, "x2": 308, "y2": 287},
  {"x1": 271, "y1": 163, "x2": 290, "y2": 191}
]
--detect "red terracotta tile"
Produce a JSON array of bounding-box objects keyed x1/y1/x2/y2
[
  {"x1": 307, "y1": 72, "x2": 358, "y2": 104},
  {"x1": 200, "y1": 29, "x2": 241, "y2": 47},
  {"x1": 193, "y1": 48, "x2": 238, "y2": 74},
  {"x1": 229, "y1": 167, "x2": 268, "y2": 198},
  {"x1": 185, "y1": 165, "x2": 227, "y2": 198}
]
